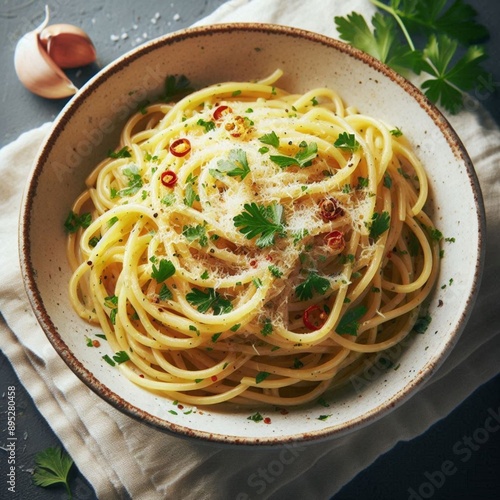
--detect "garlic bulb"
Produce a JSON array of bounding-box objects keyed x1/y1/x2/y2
[
  {"x1": 14, "y1": 6, "x2": 96, "y2": 99},
  {"x1": 40, "y1": 24, "x2": 96, "y2": 69}
]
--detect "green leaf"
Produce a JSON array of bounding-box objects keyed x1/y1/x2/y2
[
  {"x1": 413, "y1": 313, "x2": 432, "y2": 333},
  {"x1": 32, "y1": 447, "x2": 73, "y2": 496},
  {"x1": 270, "y1": 141, "x2": 318, "y2": 169},
  {"x1": 233, "y1": 202, "x2": 285, "y2": 248},
  {"x1": 182, "y1": 224, "x2": 208, "y2": 247},
  {"x1": 214, "y1": 149, "x2": 251, "y2": 180},
  {"x1": 259, "y1": 131, "x2": 280, "y2": 148},
  {"x1": 159, "y1": 283, "x2": 173, "y2": 301},
  {"x1": 368, "y1": 211, "x2": 391, "y2": 240},
  {"x1": 186, "y1": 288, "x2": 233, "y2": 315},
  {"x1": 117, "y1": 165, "x2": 143, "y2": 197},
  {"x1": 113, "y1": 350, "x2": 130, "y2": 364},
  {"x1": 151, "y1": 259, "x2": 176, "y2": 283},
  {"x1": 197, "y1": 118, "x2": 216, "y2": 132},
  {"x1": 163, "y1": 74, "x2": 193, "y2": 101},
  {"x1": 64, "y1": 211, "x2": 92, "y2": 234},
  {"x1": 336, "y1": 305, "x2": 367, "y2": 335},
  {"x1": 334, "y1": 132, "x2": 360, "y2": 153},
  {"x1": 108, "y1": 146, "x2": 131, "y2": 158},
  {"x1": 256, "y1": 371, "x2": 270, "y2": 384},
  {"x1": 295, "y1": 271, "x2": 331, "y2": 301}
]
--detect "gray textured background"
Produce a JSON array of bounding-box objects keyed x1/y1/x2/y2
[{"x1": 1, "y1": 1, "x2": 499, "y2": 499}]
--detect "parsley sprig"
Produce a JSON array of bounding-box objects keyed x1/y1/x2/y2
[
  {"x1": 234, "y1": 202, "x2": 286, "y2": 248},
  {"x1": 270, "y1": 141, "x2": 318, "y2": 169},
  {"x1": 186, "y1": 288, "x2": 233, "y2": 315},
  {"x1": 211, "y1": 149, "x2": 251, "y2": 180},
  {"x1": 32, "y1": 447, "x2": 74, "y2": 498},
  {"x1": 334, "y1": 0, "x2": 491, "y2": 113},
  {"x1": 295, "y1": 271, "x2": 331, "y2": 301}
]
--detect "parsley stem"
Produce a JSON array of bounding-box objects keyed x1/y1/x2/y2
[{"x1": 369, "y1": 0, "x2": 415, "y2": 51}]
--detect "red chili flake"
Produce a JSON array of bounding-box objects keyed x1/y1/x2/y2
[
  {"x1": 249, "y1": 259, "x2": 258, "y2": 268},
  {"x1": 139, "y1": 374, "x2": 145, "y2": 378},
  {"x1": 265, "y1": 255, "x2": 273, "y2": 262},
  {"x1": 161, "y1": 170, "x2": 177, "y2": 187},
  {"x1": 169, "y1": 138, "x2": 191, "y2": 157},
  {"x1": 177, "y1": 404, "x2": 184, "y2": 410},
  {"x1": 280, "y1": 408, "x2": 289, "y2": 415},
  {"x1": 264, "y1": 417, "x2": 272, "y2": 424},
  {"x1": 319, "y1": 197, "x2": 344, "y2": 221},
  {"x1": 324, "y1": 230, "x2": 345, "y2": 252},
  {"x1": 92, "y1": 339, "x2": 101, "y2": 348},
  {"x1": 303, "y1": 305, "x2": 327, "y2": 331},
  {"x1": 386, "y1": 250, "x2": 393, "y2": 259},
  {"x1": 211, "y1": 375, "x2": 218, "y2": 382},
  {"x1": 213, "y1": 105, "x2": 232, "y2": 121}
]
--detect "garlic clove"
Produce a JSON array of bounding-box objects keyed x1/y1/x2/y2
[
  {"x1": 14, "y1": 7, "x2": 78, "y2": 99},
  {"x1": 40, "y1": 24, "x2": 97, "y2": 69}
]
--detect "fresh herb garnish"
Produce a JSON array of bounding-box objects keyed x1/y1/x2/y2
[
  {"x1": 259, "y1": 131, "x2": 280, "y2": 148},
  {"x1": 104, "y1": 295, "x2": 118, "y2": 325},
  {"x1": 197, "y1": 118, "x2": 216, "y2": 132},
  {"x1": 334, "y1": 132, "x2": 360, "y2": 152},
  {"x1": 247, "y1": 412, "x2": 264, "y2": 422},
  {"x1": 212, "y1": 149, "x2": 251, "y2": 180},
  {"x1": 159, "y1": 283, "x2": 173, "y2": 301},
  {"x1": 413, "y1": 313, "x2": 432, "y2": 333},
  {"x1": 234, "y1": 202, "x2": 285, "y2": 248},
  {"x1": 334, "y1": 0, "x2": 490, "y2": 113},
  {"x1": 261, "y1": 318, "x2": 273, "y2": 336},
  {"x1": 32, "y1": 447, "x2": 74, "y2": 498},
  {"x1": 163, "y1": 74, "x2": 193, "y2": 101},
  {"x1": 270, "y1": 141, "x2": 318, "y2": 168},
  {"x1": 256, "y1": 371, "x2": 270, "y2": 384},
  {"x1": 64, "y1": 211, "x2": 91, "y2": 233},
  {"x1": 151, "y1": 259, "x2": 176, "y2": 283},
  {"x1": 336, "y1": 305, "x2": 367, "y2": 336},
  {"x1": 108, "y1": 146, "x2": 131, "y2": 158},
  {"x1": 117, "y1": 165, "x2": 143, "y2": 197},
  {"x1": 295, "y1": 271, "x2": 331, "y2": 301},
  {"x1": 182, "y1": 224, "x2": 208, "y2": 247},
  {"x1": 186, "y1": 288, "x2": 233, "y2": 315},
  {"x1": 368, "y1": 211, "x2": 391, "y2": 240},
  {"x1": 268, "y1": 264, "x2": 283, "y2": 278}
]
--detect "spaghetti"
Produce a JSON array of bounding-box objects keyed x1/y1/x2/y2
[{"x1": 67, "y1": 70, "x2": 440, "y2": 406}]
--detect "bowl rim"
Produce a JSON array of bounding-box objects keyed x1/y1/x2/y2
[{"x1": 19, "y1": 22, "x2": 486, "y2": 446}]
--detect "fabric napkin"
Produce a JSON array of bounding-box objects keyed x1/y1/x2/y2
[{"x1": 1, "y1": 0, "x2": 500, "y2": 499}]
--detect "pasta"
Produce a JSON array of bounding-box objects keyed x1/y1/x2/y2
[{"x1": 67, "y1": 70, "x2": 440, "y2": 407}]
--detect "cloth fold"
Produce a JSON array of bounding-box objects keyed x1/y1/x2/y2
[{"x1": 1, "y1": 1, "x2": 499, "y2": 499}]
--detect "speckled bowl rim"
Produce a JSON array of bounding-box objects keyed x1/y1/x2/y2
[{"x1": 19, "y1": 23, "x2": 485, "y2": 446}]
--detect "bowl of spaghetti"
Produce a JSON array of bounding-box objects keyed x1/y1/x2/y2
[{"x1": 20, "y1": 23, "x2": 484, "y2": 444}]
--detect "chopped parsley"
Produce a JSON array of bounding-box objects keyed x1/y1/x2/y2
[
  {"x1": 247, "y1": 412, "x2": 264, "y2": 422},
  {"x1": 108, "y1": 146, "x2": 131, "y2": 158},
  {"x1": 197, "y1": 118, "x2": 216, "y2": 132},
  {"x1": 261, "y1": 318, "x2": 273, "y2": 336},
  {"x1": 368, "y1": 211, "x2": 391, "y2": 240},
  {"x1": 334, "y1": 132, "x2": 360, "y2": 152},
  {"x1": 104, "y1": 295, "x2": 118, "y2": 325},
  {"x1": 151, "y1": 259, "x2": 176, "y2": 283},
  {"x1": 390, "y1": 127, "x2": 403, "y2": 137},
  {"x1": 336, "y1": 305, "x2": 367, "y2": 336},
  {"x1": 117, "y1": 165, "x2": 143, "y2": 197},
  {"x1": 295, "y1": 271, "x2": 331, "y2": 301},
  {"x1": 211, "y1": 149, "x2": 250, "y2": 180},
  {"x1": 158, "y1": 283, "x2": 173, "y2": 301},
  {"x1": 413, "y1": 313, "x2": 432, "y2": 333},
  {"x1": 182, "y1": 224, "x2": 208, "y2": 247},
  {"x1": 268, "y1": 264, "x2": 283, "y2": 278},
  {"x1": 186, "y1": 288, "x2": 233, "y2": 315},
  {"x1": 234, "y1": 202, "x2": 285, "y2": 248},
  {"x1": 255, "y1": 371, "x2": 270, "y2": 384},
  {"x1": 270, "y1": 141, "x2": 318, "y2": 168},
  {"x1": 64, "y1": 211, "x2": 92, "y2": 233},
  {"x1": 259, "y1": 131, "x2": 280, "y2": 148}
]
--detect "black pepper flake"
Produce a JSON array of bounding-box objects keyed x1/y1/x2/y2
[
  {"x1": 153, "y1": 213, "x2": 158, "y2": 218},
  {"x1": 87, "y1": 261, "x2": 92, "y2": 266}
]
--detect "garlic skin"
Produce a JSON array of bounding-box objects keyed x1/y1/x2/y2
[
  {"x1": 40, "y1": 24, "x2": 96, "y2": 69},
  {"x1": 13, "y1": 7, "x2": 97, "y2": 99}
]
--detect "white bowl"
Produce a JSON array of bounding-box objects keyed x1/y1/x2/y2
[{"x1": 19, "y1": 23, "x2": 485, "y2": 445}]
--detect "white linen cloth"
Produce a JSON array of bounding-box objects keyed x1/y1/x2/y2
[{"x1": 1, "y1": 1, "x2": 499, "y2": 498}]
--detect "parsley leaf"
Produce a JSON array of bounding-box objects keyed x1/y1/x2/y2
[
  {"x1": 197, "y1": 118, "x2": 216, "y2": 132},
  {"x1": 334, "y1": 0, "x2": 491, "y2": 113},
  {"x1": 213, "y1": 149, "x2": 251, "y2": 180},
  {"x1": 270, "y1": 141, "x2": 318, "y2": 168},
  {"x1": 336, "y1": 305, "x2": 367, "y2": 335},
  {"x1": 151, "y1": 259, "x2": 176, "y2": 282},
  {"x1": 163, "y1": 74, "x2": 193, "y2": 101},
  {"x1": 259, "y1": 131, "x2": 280, "y2": 148},
  {"x1": 334, "y1": 132, "x2": 360, "y2": 153},
  {"x1": 182, "y1": 224, "x2": 208, "y2": 247},
  {"x1": 64, "y1": 211, "x2": 91, "y2": 233},
  {"x1": 368, "y1": 211, "x2": 391, "y2": 240},
  {"x1": 117, "y1": 165, "x2": 143, "y2": 196},
  {"x1": 234, "y1": 202, "x2": 285, "y2": 248},
  {"x1": 108, "y1": 146, "x2": 131, "y2": 158},
  {"x1": 295, "y1": 271, "x2": 331, "y2": 301},
  {"x1": 159, "y1": 283, "x2": 173, "y2": 301},
  {"x1": 32, "y1": 447, "x2": 74, "y2": 496},
  {"x1": 186, "y1": 288, "x2": 233, "y2": 315},
  {"x1": 256, "y1": 371, "x2": 270, "y2": 384}
]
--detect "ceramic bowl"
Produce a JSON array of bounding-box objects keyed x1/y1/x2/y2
[{"x1": 19, "y1": 23, "x2": 485, "y2": 445}]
